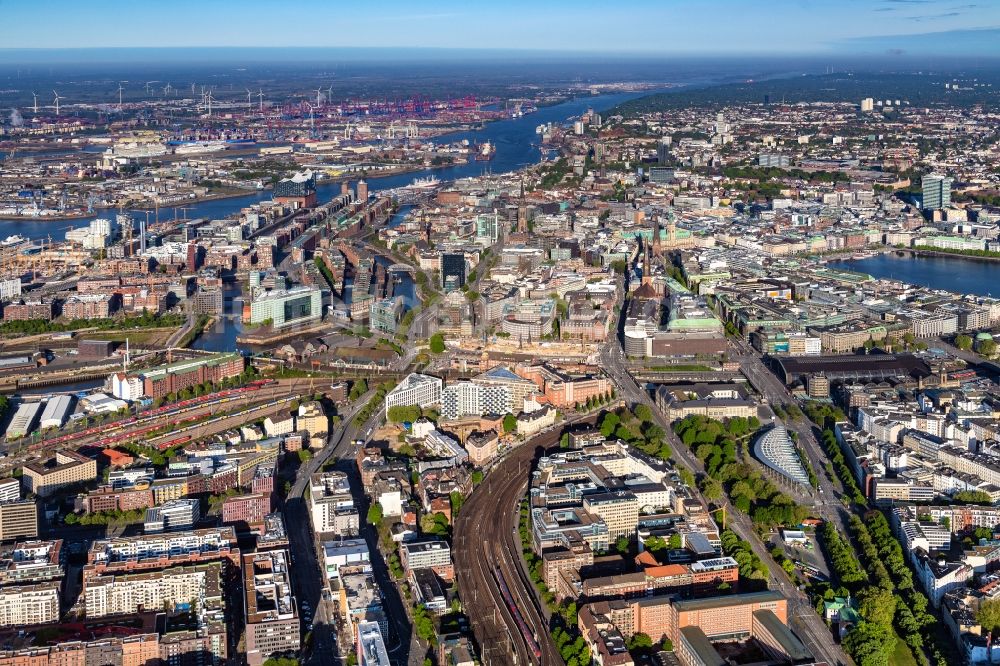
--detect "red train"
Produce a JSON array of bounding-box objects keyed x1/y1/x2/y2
[
  {"x1": 29, "y1": 380, "x2": 277, "y2": 451},
  {"x1": 155, "y1": 435, "x2": 192, "y2": 451},
  {"x1": 494, "y1": 566, "x2": 541, "y2": 660}
]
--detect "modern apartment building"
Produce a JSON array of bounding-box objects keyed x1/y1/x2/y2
[
  {"x1": 222, "y1": 493, "x2": 270, "y2": 530},
  {"x1": 143, "y1": 498, "x2": 200, "y2": 534},
  {"x1": 0, "y1": 582, "x2": 60, "y2": 626},
  {"x1": 84, "y1": 561, "x2": 222, "y2": 618},
  {"x1": 308, "y1": 471, "x2": 359, "y2": 536},
  {"x1": 0, "y1": 540, "x2": 65, "y2": 587},
  {"x1": 440, "y1": 381, "x2": 512, "y2": 420},
  {"x1": 470, "y1": 366, "x2": 539, "y2": 411},
  {"x1": 85, "y1": 527, "x2": 240, "y2": 578},
  {"x1": 244, "y1": 550, "x2": 300, "y2": 666},
  {"x1": 383, "y1": 373, "x2": 442, "y2": 412}
]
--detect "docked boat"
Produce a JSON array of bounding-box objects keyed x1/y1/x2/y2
[
  {"x1": 173, "y1": 140, "x2": 228, "y2": 155},
  {"x1": 409, "y1": 175, "x2": 440, "y2": 189},
  {"x1": 475, "y1": 141, "x2": 495, "y2": 161},
  {"x1": 0, "y1": 235, "x2": 28, "y2": 248}
]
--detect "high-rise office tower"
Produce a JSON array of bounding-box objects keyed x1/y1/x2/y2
[
  {"x1": 922, "y1": 174, "x2": 953, "y2": 210},
  {"x1": 441, "y1": 253, "x2": 466, "y2": 291},
  {"x1": 657, "y1": 136, "x2": 672, "y2": 164}
]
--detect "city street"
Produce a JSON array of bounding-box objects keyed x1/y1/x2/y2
[
  {"x1": 283, "y1": 390, "x2": 421, "y2": 666},
  {"x1": 598, "y1": 320, "x2": 849, "y2": 666}
]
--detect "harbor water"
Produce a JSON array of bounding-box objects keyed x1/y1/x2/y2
[
  {"x1": 0, "y1": 89, "x2": 653, "y2": 242},
  {"x1": 5, "y1": 89, "x2": 663, "y2": 354}
]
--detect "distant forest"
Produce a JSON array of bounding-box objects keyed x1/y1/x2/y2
[{"x1": 612, "y1": 71, "x2": 1000, "y2": 115}]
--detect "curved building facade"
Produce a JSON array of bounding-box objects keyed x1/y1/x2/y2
[{"x1": 753, "y1": 425, "x2": 810, "y2": 486}]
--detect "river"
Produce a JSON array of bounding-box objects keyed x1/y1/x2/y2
[
  {"x1": 6, "y1": 89, "x2": 664, "y2": 354},
  {"x1": 828, "y1": 253, "x2": 1000, "y2": 299},
  {"x1": 0, "y1": 89, "x2": 653, "y2": 242}
]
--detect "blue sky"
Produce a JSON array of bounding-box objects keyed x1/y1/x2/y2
[{"x1": 3, "y1": 0, "x2": 1000, "y2": 54}]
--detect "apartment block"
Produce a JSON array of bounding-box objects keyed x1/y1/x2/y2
[
  {"x1": 0, "y1": 582, "x2": 60, "y2": 626},
  {"x1": 383, "y1": 373, "x2": 442, "y2": 412},
  {"x1": 244, "y1": 550, "x2": 300, "y2": 666},
  {"x1": 0, "y1": 500, "x2": 38, "y2": 541},
  {"x1": 22, "y1": 450, "x2": 97, "y2": 497},
  {"x1": 222, "y1": 493, "x2": 271, "y2": 531},
  {"x1": 308, "y1": 471, "x2": 359, "y2": 536},
  {"x1": 85, "y1": 561, "x2": 222, "y2": 618},
  {"x1": 85, "y1": 528, "x2": 240, "y2": 578}
]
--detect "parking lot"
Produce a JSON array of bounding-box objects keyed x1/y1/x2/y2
[{"x1": 773, "y1": 528, "x2": 830, "y2": 582}]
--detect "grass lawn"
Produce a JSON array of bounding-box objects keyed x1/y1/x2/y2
[
  {"x1": 77, "y1": 328, "x2": 174, "y2": 345},
  {"x1": 889, "y1": 632, "x2": 919, "y2": 666}
]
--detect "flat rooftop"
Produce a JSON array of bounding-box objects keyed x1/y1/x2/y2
[{"x1": 777, "y1": 353, "x2": 930, "y2": 384}]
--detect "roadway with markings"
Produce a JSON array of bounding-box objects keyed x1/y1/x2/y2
[{"x1": 597, "y1": 331, "x2": 850, "y2": 666}]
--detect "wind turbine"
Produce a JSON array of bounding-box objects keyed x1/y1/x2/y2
[
  {"x1": 52, "y1": 90, "x2": 62, "y2": 115},
  {"x1": 304, "y1": 102, "x2": 314, "y2": 132},
  {"x1": 314, "y1": 87, "x2": 324, "y2": 107},
  {"x1": 31, "y1": 92, "x2": 38, "y2": 114},
  {"x1": 205, "y1": 92, "x2": 216, "y2": 117},
  {"x1": 245, "y1": 88, "x2": 253, "y2": 110},
  {"x1": 257, "y1": 88, "x2": 264, "y2": 112},
  {"x1": 327, "y1": 83, "x2": 333, "y2": 102},
  {"x1": 116, "y1": 83, "x2": 125, "y2": 110}
]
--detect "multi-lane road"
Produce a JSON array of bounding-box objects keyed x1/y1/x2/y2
[
  {"x1": 284, "y1": 389, "x2": 429, "y2": 666},
  {"x1": 281, "y1": 389, "x2": 414, "y2": 666},
  {"x1": 599, "y1": 330, "x2": 850, "y2": 666}
]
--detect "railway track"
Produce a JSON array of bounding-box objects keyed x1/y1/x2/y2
[{"x1": 454, "y1": 416, "x2": 596, "y2": 666}]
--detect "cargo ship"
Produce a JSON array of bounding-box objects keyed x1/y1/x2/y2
[{"x1": 475, "y1": 141, "x2": 495, "y2": 161}]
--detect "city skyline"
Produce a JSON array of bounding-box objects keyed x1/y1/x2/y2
[
  {"x1": 3, "y1": 3, "x2": 1000, "y2": 665},
  {"x1": 2, "y1": 0, "x2": 1000, "y2": 56}
]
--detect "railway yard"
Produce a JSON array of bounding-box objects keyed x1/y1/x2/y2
[{"x1": 454, "y1": 416, "x2": 597, "y2": 666}]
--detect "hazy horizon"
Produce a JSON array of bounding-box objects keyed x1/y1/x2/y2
[
  {"x1": 2, "y1": 43, "x2": 1000, "y2": 65},
  {"x1": 2, "y1": 0, "x2": 1000, "y2": 57}
]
